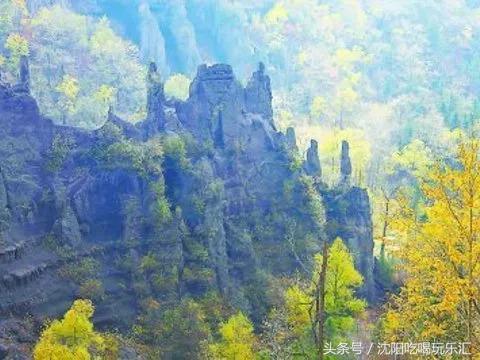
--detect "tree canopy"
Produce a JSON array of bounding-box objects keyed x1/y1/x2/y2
[{"x1": 33, "y1": 300, "x2": 106, "y2": 360}]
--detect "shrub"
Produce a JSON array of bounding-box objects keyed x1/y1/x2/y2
[{"x1": 79, "y1": 279, "x2": 105, "y2": 301}]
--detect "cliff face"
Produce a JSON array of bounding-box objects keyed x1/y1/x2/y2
[
  {"x1": 26, "y1": 0, "x2": 266, "y2": 78},
  {"x1": 0, "y1": 60, "x2": 375, "y2": 345}
]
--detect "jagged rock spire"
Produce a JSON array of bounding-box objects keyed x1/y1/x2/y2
[
  {"x1": 285, "y1": 127, "x2": 298, "y2": 151},
  {"x1": 190, "y1": 64, "x2": 235, "y2": 105},
  {"x1": 340, "y1": 140, "x2": 352, "y2": 185},
  {"x1": 18, "y1": 55, "x2": 30, "y2": 93},
  {"x1": 146, "y1": 62, "x2": 166, "y2": 134},
  {"x1": 304, "y1": 139, "x2": 322, "y2": 178},
  {"x1": 245, "y1": 62, "x2": 273, "y2": 125},
  {"x1": 147, "y1": 62, "x2": 164, "y2": 116},
  {"x1": 107, "y1": 105, "x2": 114, "y2": 119}
]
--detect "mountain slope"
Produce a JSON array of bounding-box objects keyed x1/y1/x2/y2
[{"x1": 0, "y1": 59, "x2": 375, "y2": 356}]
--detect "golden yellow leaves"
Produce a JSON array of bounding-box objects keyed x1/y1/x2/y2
[
  {"x1": 5, "y1": 32, "x2": 28, "y2": 68},
  {"x1": 94, "y1": 84, "x2": 116, "y2": 106},
  {"x1": 284, "y1": 285, "x2": 310, "y2": 335},
  {"x1": 209, "y1": 312, "x2": 257, "y2": 360},
  {"x1": 164, "y1": 73, "x2": 191, "y2": 101},
  {"x1": 382, "y1": 139, "x2": 480, "y2": 349},
  {"x1": 33, "y1": 299, "x2": 107, "y2": 360},
  {"x1": 56, "y1": 75, "x2": 79, "y2": 115},
  {"x1": 264, "y1": 3, "x2": 288, "y2": 26}
]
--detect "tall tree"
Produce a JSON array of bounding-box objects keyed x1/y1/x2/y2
[
  {"x1": 382, "y1": 138, "x2": 480, "y2": 358},
  {"x1": 33, "y1": 299, "x2": 107, "y2": 360},
  {"x1": 284, "y1": 238, "x2": 366, "y2": 358},
  {"x1": 133, "y1": 298, "x2": 214, "y2": 359},
  {"x1": 56, "y1": 74, "x2": 79, "y2": 124},
  {"x1": 209, "y1": 312, "x2": 258, "y2": 360}
]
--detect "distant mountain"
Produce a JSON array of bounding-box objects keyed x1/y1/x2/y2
[{"x1": 26, "y1": 0, "x2": 272, "y2": 78}]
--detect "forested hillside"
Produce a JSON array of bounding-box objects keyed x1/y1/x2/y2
[
  {"x1": 2, "y1": 0, "x2": 478, "y2": 184},
  {"x1": 0, "y1": 0, "x2": 480, "y2": 359}
]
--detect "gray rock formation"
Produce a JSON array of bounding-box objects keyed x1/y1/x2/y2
[
  {"x1": 148, "y1": 0, "x2": 202, "y2": 75},
  {"x1": 0, "y1": 167, "x2": 11, "y2": 236},
  {"x1": 322, "y1": 186, "x2": 375, "y2": 301},
  {"x1": 303, "y1": 139, "x2": 322, "y2": 178},
  {"x1": 0, "y1": 60, "x2": 376, "y2": 349},
  {"x1": 139, "y1": 0, "x2": 170, "y2": 75},
  {"x1": 340, "y1": 140, "x2": 352, "y2": 185},
  {"x1": 285, "y1": 127, "x2": 297, "y2": 151},
  {"x1": 145, "y1": 62, "x2": 166, "y2": 136},
  {"x1": 19, "y1": 56, "x2": 30, "y2": 93},
  {"x1": 245, "y1": 62, "x2": 274, "y2": 126}
]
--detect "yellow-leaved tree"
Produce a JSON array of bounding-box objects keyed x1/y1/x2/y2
[
  {"x1": 381, "y1": 138, "x2": 480, "y2": 357},
  {"x1": 33, "y1": 299, "x2": 106, "y2": 360},
  {"x1": 4, "y1": 32, "x2": 28, "y2": 71},
  {"x1": 164, "y1": 74, "x2": 191, "y2": 101},
  {"x1": 56, "y1": 74, "x2": 79, "y2": 124},
  {"x1": 264, "y1": 2, "x2": 288, "y2": 26},
  {"x1": 209, "y1": 312, "x2": 257, "y2": 360}
]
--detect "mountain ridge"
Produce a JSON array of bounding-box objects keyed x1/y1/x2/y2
[{"x1": 0, "y1": 58, "x2": 375, "y2": 357}]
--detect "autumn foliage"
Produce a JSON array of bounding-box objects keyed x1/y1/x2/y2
[
  {"x1": 381, "y1": 138, "x2": 480, "y2": 356},
  {"x1": 33, "y1": 299, "x2": 107, "y2": 360}
]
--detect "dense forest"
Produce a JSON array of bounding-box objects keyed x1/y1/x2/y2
[{"x1": 0, "y1": 0, "x2": 480, "y2": 359}]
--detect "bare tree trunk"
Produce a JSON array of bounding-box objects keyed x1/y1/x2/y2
[
  {"x1": 317, "y1": 241, "x2": 329, "y2": 359},
  {"x1": 381, "y1": 189, "x2": 390, "y2": 259}
]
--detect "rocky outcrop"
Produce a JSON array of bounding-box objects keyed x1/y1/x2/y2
[
  {"x1": 322, "y1": 186, "x2": 375, "y2": 301},
  {"x1": 25, "y1": 0, "x2": 263, "y2": 79},
  {"x1": 0, "y1": 242, "x2": 26, "y2": 263},
  {"x1": 139, "y1": 0, "x2": 170, "y2": 75},
  {"x1": 2, "y1": 263, "x2": 48, "y2": 290},
  {"x1": 285, "y1": 127, "x2": 298, "y2": 151},
  {"x1": 304, "y1": 139, "x2": 322, "y2": 179},
  {"x1": 340, "y1": 140, "x2": 352, "y2": 185},
  {"x1": 0, "y1": 167, "x2": 11, "y2": 236},
  {"x1": 245, "y1": 62, "x2": 274, "y2": 126},
  {"x1": 51, "y1": 203, "x2": 82, "y2": 246},
  {"x1": 0, "y1": 317, "x2": 35, "y2": 359},
  {"x1": 144, "y1": 62, "x2": 166, "y2": 137},
  {"x1": 15, "y1": 56, "x2": 30, "y2": 94},
  {"x1": 0, "y1": 60, "x2": 376, "y2": 336}
]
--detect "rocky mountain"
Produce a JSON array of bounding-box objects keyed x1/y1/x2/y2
[
  {"x1": 0, "y1": 58, "x2": 374, "y2": 356},
  {"x1": 25, "y1": 0, "x2": 268, "y2": 78}
]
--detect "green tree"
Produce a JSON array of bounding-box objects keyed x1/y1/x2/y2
[
  {"x1": 87, "y1": 16, "x2": 146, "y2": 122},
  {"x1": 135, "y1": 299, "x2": 212, "y2": 359},
  {"x1": 310, "y1": 95, "x2": 326, "y2": 121},
  {"x1": 209, "y1": 312, "x2": 258, "y2": 360},
  {"x1": 25, "y1": 6, "x2": 145, "y2": 127},
  {"x1": 321, "y1": 238, "x2": 365, "y2": 344},
  {"x1": 386, "y1": 139, "x2": 434, "y2": 179},
  {"x1": 0, "y1": 0, "x2": 25, "y2": 42},
  {"x1": 78, "y1": 279, "x2": 105, "y2": 301},
  {"x1": 284, "y1": 238, "x2": 366, "y2": 358}
]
